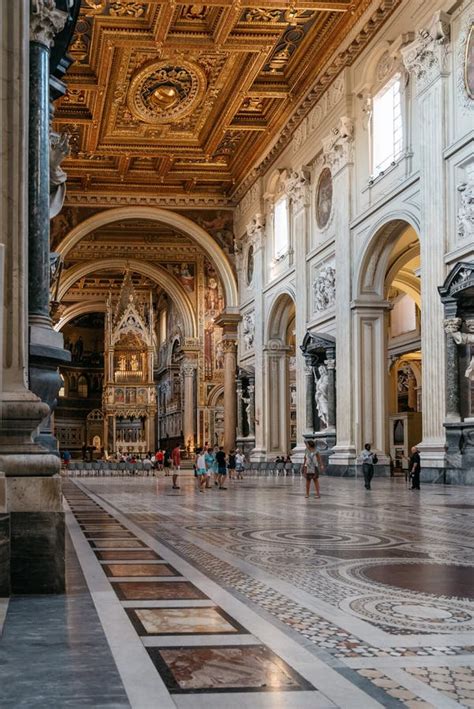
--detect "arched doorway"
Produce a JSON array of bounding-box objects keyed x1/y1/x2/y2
[
  {"x1": 354, "y1": 220, "x2": 422, "y2": 469},
  {"x1": 265, "y1": 292, "x2": 296, "y2": 458}
]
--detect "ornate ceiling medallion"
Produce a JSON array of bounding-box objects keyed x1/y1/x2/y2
[{"x1": 128, "y1": 59, "x2": 207, "y2": 125}]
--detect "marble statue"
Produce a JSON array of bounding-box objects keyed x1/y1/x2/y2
[
  {"x1": 314, "y1": 364, "x2": 329, "y2": 428},
  {"x1": 451, "y1": 319, "x2": 474, "y2": 381},
  {"x1": 242, "y1": 311, "x2": 255, "y2": 350},
  {"x1": 49, "y1": 131, "x2": 70, "y2": 219}
]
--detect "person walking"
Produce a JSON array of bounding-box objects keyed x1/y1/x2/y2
[
  {"x1": 302, "y1": 440, "x2": 323, "y2": 498},
  {"x1": 215, "y1": 446, "x2": 227, "y2": 489},
  {"x1": 204, "y1": 446, "x2": 215, "y2": 489},
  {"x1": 227, "y1": 450, "x2": 236, "y2": 480},
  {"x1": 409, "y1": 446, "x2": 421, "y2": 490},
  {"x1": 163, "y1": 448, "x2": 172, "y2": 477},
  {"x1": 361, "y1": 443, "x2": 377, "y2": 490},
  {"x1": 212, "y1": 445, "x2": 220, "y2": 486},
  {"x1": 195, "y1": 448, "x2": 207, "y2": 493},
  {"x1": 171, "y1": 445, "x2": 181, "y2": 489},
  {"x1": 155, "y1": 448, "x2": 164, "y2": 472},
  {"x1": 235, "y1": 449, "x2": 245, "y2": 480}
]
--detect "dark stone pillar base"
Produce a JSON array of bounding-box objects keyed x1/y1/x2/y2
[
  {"x1": 236, "y1": 436, "x2": 255, "y2": 457},
  {"x1": 10, "y1": 511, "x2": 65, "y2": 594},
  {"x1": 0, "y1": 514, "x2": 10, "y2": 597}
]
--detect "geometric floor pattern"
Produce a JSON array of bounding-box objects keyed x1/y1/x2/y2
[{"x1": 2, "y1": 472, "x2": 474, "y2": 707}]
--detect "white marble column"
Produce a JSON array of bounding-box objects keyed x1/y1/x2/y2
[
  {"x1": 286, "y1": 169, "x2": 310, "y2": 458},
  {"x1": 402, "y1": 12, "x2": 450, "y2": 470},
  {"x1": 182, "y1": 363, "x2": 196, "y2": 452},
  {"x1": 222, "y1": 340, "x2": 237, "y2": 452},
  {"x1": 323, "y1": 119, "x2": 357, "y2": 468}
]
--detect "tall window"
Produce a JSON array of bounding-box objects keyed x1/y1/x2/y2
[
  {"x1": 274, "y1": 196, "x2": 289, "y2": 259},
  {"x1": 372, "y1": 73, "x2": 403, "y2": 175}
]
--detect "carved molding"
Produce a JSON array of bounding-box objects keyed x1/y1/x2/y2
[
  {"x1": 30, "y1": 0, "x2": 68, "y2": 48},
  {"x1": 457, "y1": 179, "x2": 474, "y2": 241},
  {"x1": 322, "y1": 117, "x2": 354, "y2": 172},
  {"x1": 401, "y1": 11, "x2": 451, "y2": 90},
  {"x1": 284, "y1": 168, "x2": 310, "y2": 210},
  {"x1": 246, "y1": 213, "x2": 265, "y2": 249}
]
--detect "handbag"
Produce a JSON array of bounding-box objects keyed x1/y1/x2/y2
[{"x1": 372, "y1": 454, "x2": 378, "y2": 465}]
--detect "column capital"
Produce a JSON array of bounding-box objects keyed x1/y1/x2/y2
[
  {"x1": 30, "y1": 0, "x2": 68, "y2": 48},
  {"x1": 284, "y1": 167, "x2": 310, "y2": 211},
  {"x1": 245, "y1": 214, "x2": 265, "y2": 250},
  {"x1": 322, "y1": 117, "x2": 354, "y2": 173},
  {"x1": 401, "y1": 11, "x2": 451, "y2": 90},
  {"x1": 182, "y1": 362, "x2": 197, "y2": 377}
]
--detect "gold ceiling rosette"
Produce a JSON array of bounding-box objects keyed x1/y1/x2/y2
[{"x1": 127, "y1": 58, "x2": 207, "y2": 125}]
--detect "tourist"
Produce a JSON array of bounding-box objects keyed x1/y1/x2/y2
[
  {"x1": 361, "y1": 443, "x2": 377, "y2": 490},
  {"x1": 62, "y1": 449, "x2": 71, "y2": 467},
  {"x1": 302, "y1": 440, "x2": 323, "y2": 498},
  {"x1": 143, "y1": 456, "x2": 153, "y2": 475},
  {"x1": 204, "y1": 446, "x2": 214, "y2": 488},
  {"x1": 216, "y1": 446, "x2": 227, "y2": 489},
  {"x1": 235, "y1": 449, "x2": 245, "y2": 480},
  {"x1": 409, "y1": 445, "x2": 421, "y2": 490},
  {"x1": 171, "y1": 445, "x2": 181, "y2": 490},
  {"x1": 163, "y1": 448, "x2": 172, "y2": 477},
  {"x1": 195, "y1": 447, "x2": 207, "y2": 493},
  {"x1": 227, "y1": 449, "x2": 236, "y2": 480},
  {"x1": 155, "y1": 448, "x2": 164, "y2": 472},
  {"x1": 212, "y1": 445, "x2": 220, "y2": 486}
]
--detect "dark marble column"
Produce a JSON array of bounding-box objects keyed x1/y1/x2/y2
[
  {"x1": 248, "y1": 380, "x2": 255, "y2": 437},
  {"x1": 444, "y1": 316, "x2": 462, "y2": 420},
  {"x1": 29, "y1": 2, "x2": 67, "y2": 326},
  {"x1": 326, "y1": 349, "x2": 336, "y2": 430},
  {"x1": 236, "y1": 378, "x2": 243, "y2": 439},
  {"x1": 304, "y1": 357, "x2": 315, "y2": 432}
]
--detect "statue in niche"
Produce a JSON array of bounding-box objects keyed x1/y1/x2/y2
[
  {"x1": 242, "y1": 394, "x2": 250, "y2": 424},
  {"x1": 118, "y1": 354, "x2": 127, "y2": 371},
  {"x1": 314, "y1": 364, "x2": 329, "y2": 428},
  {"x1": 215, "y1": 340, "x2": 224, "y2": 370},
  {"x1": 130, "y1": 354, "x2": 139, "y2": 371},
  {"x1": 451, "y1": 319, "x2": 474, "y2": 381}
]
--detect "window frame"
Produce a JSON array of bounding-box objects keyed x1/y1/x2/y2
[
  {"x1": 370, "y1": 70, "x2": 404, "y2": 179},
  {"x1": 273, "y1": 194, "x2": 290, "y2": 261}
]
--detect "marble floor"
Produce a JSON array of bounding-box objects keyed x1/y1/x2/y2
[{"x1": 2, "y1": 472, "x2": 474, "y2": 708}]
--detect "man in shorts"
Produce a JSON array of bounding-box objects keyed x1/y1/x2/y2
[
  {"x1": 195, "y1": 448, "x2": 207, "y2": 493},
  {"x1": 302, "y1": 440, "x2": 323, "y2": 498}
]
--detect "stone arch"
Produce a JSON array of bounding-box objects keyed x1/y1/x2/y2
[
  {"x1": 57, "y1": 258, "x2": 197, "y2": 339},
  {"x1": 54, "y1": 301, "x2": 106, "y2": 331},
  {"x1": 56, "y1": 207, "x2": 238, "y2": 309},
  {"x1": 266, "y1": 289, "x2": 296, "y2": 343},
  {"x1": 355, "y1": 211, "x2": 421, "y2": 299},
  {"x1": 207, "y1": 384, "x2": 224, "y2": 407}
]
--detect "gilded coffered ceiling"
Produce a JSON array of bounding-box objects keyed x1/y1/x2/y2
[{"x1": 55, "y1": 0, "x2": 400, "y2": 207}]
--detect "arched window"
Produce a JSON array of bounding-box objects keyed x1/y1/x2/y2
[
  {"x1": 274, "y1": 195, "x2": 289, "y2": 259},
  {"x1": 372, "y1": 72, "x2": 403, "y2": 174},
  {"x1": 78, "y1": 375, "x2": 88, "y2": 398}
]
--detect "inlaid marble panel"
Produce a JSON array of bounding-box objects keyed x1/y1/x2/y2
[
  {"x1": 148, "y1": 645, "x2": 313, "y2": 692},
  {"x1": 112, "y1": 581, "x2": 207, "y2": 601},
  {"x1": 95, "y1": 549, "x2": 162, "y2": 561},
  {"x1": 84, "y1": 531, "x2": 136, "y2": 539},
  {"x1": 126, "y1": 607, "x2": 243, "y2": 636},
  {"x1": 103, "y1": 563, "x2": 179, "y2": 577},
  {"x1": 89, "y1": 539, "x2": 147, "y2": 549}
]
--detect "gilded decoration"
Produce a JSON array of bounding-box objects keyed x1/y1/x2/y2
[
  {"x1": 53, "y1": 0, "x2": 399, "y2": 204},
  {"x1": 128, "y1": 59, "x2": 207, "y2": 125}
]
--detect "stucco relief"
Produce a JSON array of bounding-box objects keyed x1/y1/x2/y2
[
  {"x1": 457, "y1": 9, "x2": 474, "y2": 111},
  {"x1": 313, "y1": 263, "x2": 336, "y2": 313},
  {"x1": 401, "y1": 11, "x2": 451, "y2": 90},
  {"x1": 242, "y1": 311, "x2": 255, "y2": 351},
  {"x1": 457, "y1": 179, "x2": 474, "y2": 241}
]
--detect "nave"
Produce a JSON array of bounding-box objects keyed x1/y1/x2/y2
[{"x1": 1, "y1": 474, "x2": 473, "y2": 708}]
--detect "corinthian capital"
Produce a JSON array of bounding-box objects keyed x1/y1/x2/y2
[
  {"x1": 322, "y1": 117, "x2": 354, "y2": 172},
  {"x1": 284, "y1": 168, "x2": 310, "y2": 210},
  {"x1": 401, "y1": 11, "x2": 450, "y2": 89},
  {"x1": 30, "y1": 0, "x2": 68, "y2": 48}
]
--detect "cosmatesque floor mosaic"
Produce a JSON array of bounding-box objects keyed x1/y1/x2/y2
[{"x1": 2, "y1": 472, "x2": 474, "y2": 708}]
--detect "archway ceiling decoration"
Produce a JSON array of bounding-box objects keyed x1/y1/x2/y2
[{"x1": 55, "y1": 0, "x2": 400, "y2": 207}]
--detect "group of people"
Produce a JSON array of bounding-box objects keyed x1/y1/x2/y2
[
  {"x1": 302, "y1": 440, "x2": 422, "y2": 499},
  {"x1": 194, "y1": 446, "x2": 246, "y2": 493}
]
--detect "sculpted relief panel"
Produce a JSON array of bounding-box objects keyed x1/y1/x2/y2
[{"x1": 313, "y1": 262, "x2": 336, "y2": 314}]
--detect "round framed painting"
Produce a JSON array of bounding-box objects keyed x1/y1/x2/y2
[
  {"x1": 465, "y1": 23, "x2": 474, "y2": 100},
  {"x1": 315, "y1": 167, "x2": 333, "y2": 230}
]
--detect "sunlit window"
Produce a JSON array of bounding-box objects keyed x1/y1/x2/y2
[
  {"x1": 58, "y1": 376, "x2": 65, "y2": 398},
  {"x1": 372, "y1": 73, "x2": 403, "y2": 175},
  {"x1": 274, "y1": 197, "x2": 289, "y2": 259}
]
